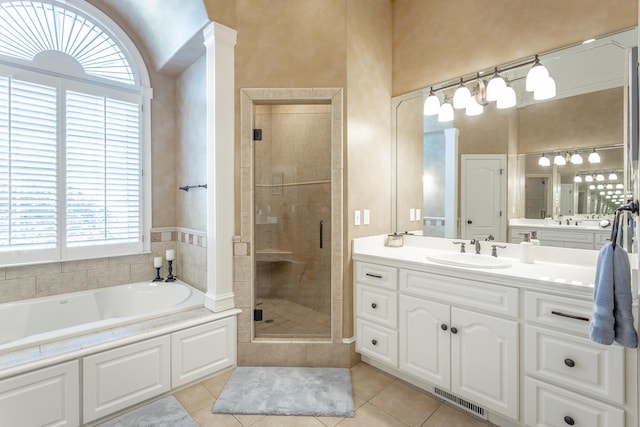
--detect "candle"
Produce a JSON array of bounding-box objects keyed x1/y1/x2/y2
[
  {"x1": 166, "y1": 249, "x2": 175, "y2": 261},
  {"x1": 153, "y1": 256, "x2": 162, "y2": 268}
]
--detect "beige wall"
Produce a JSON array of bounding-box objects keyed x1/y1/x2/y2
[{"x1": 392, "y1": 0, "x2": 638, "y2": 96}]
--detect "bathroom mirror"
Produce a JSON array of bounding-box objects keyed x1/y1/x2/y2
[{"x1": 393, "y1": 27, "x2": 637, "y2": 245}]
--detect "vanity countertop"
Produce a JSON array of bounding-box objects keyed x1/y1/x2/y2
[
  {"x1": 509, "y1": 218, "x2": 611, "y2": 231},
  {"x1": 353, "y1": 235, "x2": 638, "y2": 298}
]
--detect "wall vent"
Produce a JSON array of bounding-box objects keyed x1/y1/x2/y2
[{"x1": 433, "y1": 387, "x2": 488, "y2": 420}]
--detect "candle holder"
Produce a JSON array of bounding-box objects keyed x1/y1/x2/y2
[
  {"x1": 152, "y1": 267, "x2": 163, "y2": 282},
  {"x1": 165, "y1": 260, "x2": 176, "y2": 282}
]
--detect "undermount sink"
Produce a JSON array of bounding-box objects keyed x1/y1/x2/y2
[{"x1": 426, "y1": 252, "x2": 512, "y2": 269}]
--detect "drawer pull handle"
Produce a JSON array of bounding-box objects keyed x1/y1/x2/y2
[
  {"x1": 564, "y1": 358, "x2": 575, "y2": 368},
  {"x1": 451, "y1": 327, "x2": 458, "y2": 334},
  {"x1": 366, "y1": 273, "x2": 383, "y2": 279},
  {"x1": 441, "y1": 324, "x2": 448, "y2": 331},
  {"x1": 371, "y1": 303, "x2": 377, "y2": 309},
  {"x1": 551, "y1": 310, "x2": 589, "y2": 322},
  {"x1": 564, "y1": 415, "x2": 575, "y2": 425},
  {"x1": 371, "y1": 339, "x2": 378, "y2": 346}
]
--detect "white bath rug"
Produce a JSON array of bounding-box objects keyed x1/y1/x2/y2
[
  {"x1": 97, "y1": 395, "x2": 198, "y2": 427},
  {"x1": 213, "y1": 366, "x2": 354, "y2": 417}
]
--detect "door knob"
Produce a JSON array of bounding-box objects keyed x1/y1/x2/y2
[{"x1": 467, "y1": 220, "x2": 473, "y2": 224}]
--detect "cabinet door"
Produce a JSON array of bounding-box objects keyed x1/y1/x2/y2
[
  {"x1": 399, "y1": 295, "x2": 450, "y2": 389},
  {"x1": 451, "y1": 307, "x2": 519, "y2": 420}
]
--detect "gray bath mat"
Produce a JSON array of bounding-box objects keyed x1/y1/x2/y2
[
  {"x1": 213, "y1": 366, "x2": 354, "y2": 417},
  {"x1": 98, "y1": 395, "x2": 198, "y2": 427}
]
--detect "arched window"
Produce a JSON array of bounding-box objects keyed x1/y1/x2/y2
[{"x1": 0, "y1": 0, "x2": 151, "y2": 266}]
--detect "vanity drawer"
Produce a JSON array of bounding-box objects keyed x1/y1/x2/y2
[
  {"x1": 524, "y1": 291, "x2": 592, "y2": 336},
  {"x1": 355, "y1": 262, "x2": 398, "y2": 290},
  {"x1": 524, "y1": 325, "x2": 624, "y2": 404},
  {"x1": 524, "y1": 377, "x2": 624, "y2": 427},
  {"x1": 400, "y1": 269, "x2": 518, "y2": 317},
  {"x1": 538, "y1": 229, "x2": 594, "y2": 243},
  {"x1": 356, "y1": 319, "x2": 398, "y2": 367},
  {"x1": 356, "y1": 284, "x2": 397, "y2": 328}
]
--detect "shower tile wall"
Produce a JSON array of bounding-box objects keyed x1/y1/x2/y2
[{"x1": 254, "y1": 104, "x2": 332, "y2": 323}]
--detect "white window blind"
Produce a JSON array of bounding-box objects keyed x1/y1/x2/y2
[
  {"x1": 0, "y1": 76, "x2": 58, "y2": 251},
  {"x1": 66, "y1": 91, "x2": 140, "y2": 247}
]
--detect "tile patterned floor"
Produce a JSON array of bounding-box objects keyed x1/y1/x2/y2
[
  {"x1": 254, "y1": 298, "x2": 331, "y2": 338},
  {"x1": 173, "y1": 362, "x2": 498, "y2": 427}
]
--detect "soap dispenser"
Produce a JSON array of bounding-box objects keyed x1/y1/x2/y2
[
  {"x1": 520, "y1": 232, "x2": 534, "y2": 264},
  {"x1": 530, "y1": 230, "x2": 540, "y2": 246}
]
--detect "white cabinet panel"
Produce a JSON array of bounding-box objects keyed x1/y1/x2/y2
[
  {"x1": 83, "y1": 335, "x2": 171, "y2": 423},
  {"x1": 524, "y1": 377, "x2": 624, "y2": 427},
  {"x1": 356, "y1": 262, "x2": 397, "y2": 290},
  {"x1": 357, "y1": 284, "x2": 398, "y2": 328},
  {"x1": 524, "y1": 291, "x2": 592, "y2": 336},
  {"x1": 172, "y1": 317, "x2": 237, "y2": 388},
  {"x1": 451, "y1": 307, "x2": 519, "y2": 420},
  {"x1": 525, "y1": 325, "x2": 625, "y2": 404},
  {"x1": 0, "y1": 360, "x2": 79, "y2": 427},
  {"x1": 356, "y1": 318, "x2": 398, "y2": 367},
  {"x1": 399, "y1": 294, "x2": 450, "y2": 388}
]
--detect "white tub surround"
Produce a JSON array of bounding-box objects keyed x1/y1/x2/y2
[
  {"x1": 509, "y1": 218, "x2": 612, "y2": 250},
  {"x1": 204, "y1": 22, "x2": 237, "y2": 313},
  {"x1": 0, "y1": 281, "x2": 239, "y2": 426},
  {"x1": 353, "y1": 234, "x2": 638, "y2": 427}
]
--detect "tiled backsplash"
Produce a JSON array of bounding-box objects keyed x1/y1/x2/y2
[{"x1": 0, "y1": 228, "x2": 208, "y2": 304}]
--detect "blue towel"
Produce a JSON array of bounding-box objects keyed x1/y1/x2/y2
[{"x1": 589, "y1": 242, "x2": 638, "y2": 348}]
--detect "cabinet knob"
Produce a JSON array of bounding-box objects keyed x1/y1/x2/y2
[
  {"x1": 467, "y1": 220, "x2": 473, "y2": 224},
  {"x1": 371, "y1": 302, "x2": 377, "y2": 309},
  {"x1": 441, "y1": 324, "x2": 448, "y2": 331},
  {"x1": 451, "y1": 327, "x2": 458, "y2": 334},
  {"x1": 564, "y1": 415, "x2": 575, "y2": 425},
  {"x1": 564, "y1": 358, "x2": 575, "y2": 368},
  {"x1": 371, "y1": 339, "x2": 378, "y2": 346}
]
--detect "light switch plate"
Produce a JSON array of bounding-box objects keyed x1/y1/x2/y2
[
  {"x1": 363, "y1": 209, "x2": 370, "y2": 225},
  {"x1": 416, "y1": 208, "x2": 421, "y2": 222},
  {"x1": 409, "y1": 208, "x2": 415, "y2": 221},
  {"x1": 354, "y1": 210, "x2": 361, "y2": 226}
]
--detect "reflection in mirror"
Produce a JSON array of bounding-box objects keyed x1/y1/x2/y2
[{"x1": 393, "y1": 27, "x2": 637, "y2": 252}]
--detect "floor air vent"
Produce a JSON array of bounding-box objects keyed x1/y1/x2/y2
[{"x1": 433, "y1": 387, "x2": 488, "y2": 420}]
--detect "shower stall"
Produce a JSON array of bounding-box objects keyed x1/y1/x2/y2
[{"x1": 253, "y1": 103, "x2": 332, "y2": 339}]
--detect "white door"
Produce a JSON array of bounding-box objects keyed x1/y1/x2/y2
[
  {"x1": 461, "y1": 155, "x2": 506, "y2": 241},
  {"x1": 450, "y1": 307, "x2": 519, "y2": 420},
  {"x1": 399, "y1": 295, "x2": 450, "y2": 389}
]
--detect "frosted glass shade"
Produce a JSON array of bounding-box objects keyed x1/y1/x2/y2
[
  {"x1": 538, "y1": 154, "x2": 550, "y2": 167},
  {"x1": 424, "y1": 92, "x2": 440, "y2": 115},
  {"x1": 570, "y1": 152, "x2": 583, "y2": 164},
  {"x1": 588, "y1": 150, "x2": 601, "y2": 163},
  {"x1": 486, "y1": 76, "x2": 506, "y2": 101},
  {"x1": 526, "y1": 62, "x2": 549, "y2": 92},
  {"x1": 438, "y1": 101, "x2": 454, "y2": 122},
  {"x1": 453, "y1": 85, "x2": 471, "y2": 109},
  {"x1": 553, "y1": 154, "x2": 566, "y2": 166},
  {"x1": 573, "y1": 175, "x2": 582, "y2": 183},
  {"x1": 533, "y1": 76, "x2": 556, "y2": 100},
  {"x1": 496, "y1": 85, "x2": 516, "y2": 109},
  {"x1": 465, "y1": 95, "x2": 483, "y2": 116}
]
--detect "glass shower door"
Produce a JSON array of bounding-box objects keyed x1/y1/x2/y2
[{"x1": 253, "y1": 103, "x2": 332, "y2": 339}]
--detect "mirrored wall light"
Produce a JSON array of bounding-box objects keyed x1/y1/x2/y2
[
  {"x1": 437, "y1": 98, "x2": 454, "y2": 122},
  {"x1": 497, "y1": 82, "x2": 516, "y2": 109},
  {"x1": 538, "y1": 153, "x2": 550, "y2": 167},
  {"x1": 616, "y1": 183, "x2": 624, "y2": 189},
  {"x1": 600, "y1": 191, "x2": 606, "y2": 195},
  {"x1": 553, "y1": 153, "x2": 566, "y2": 166},
  {"x1": 606, "y1": 183, "x2": 613, "y2": 189},
  {"x1": 589, "y1": 184, "x2": 596, "y2": 190},
  {"x1": 573, "y1": 175, "x2": 582, "y2": 183},
  {"x1": 465, "y1": 94, "x2": 483, "y2": 116},
  {"x1": 596, "y1": 173, "x2": 605, "y2": 181},
  {"x1": 453, "y1": 79, "x2": 471, "y2": 109},
  {"x1": 570, "y1": 151, "x2": 583, "y2": 165},
  {"x1": 585, "y1": 174, "x2": 594, "y2": 182},
  {"x1": 588, "y1": 148, "x2": 601, "y2": 163},
  {"x1": 424, "y1": 88, "x2": 440, "y2": 115},
  {"x1": 606, "y1": 195, "x2": 612, "y2": 199},
  {"x1": 615, "y1": 190, "x2": 622, "y2": 195},
  {"x1": 486, "y1": 68, "x2": 506, "y2": 101},
  {"x1": 597, "y1": 184, "x2": 604, "y2": 190},
  {"x1": 525, "y1": 55, "x2": 550, "y2": 92},
  {"x1": 608, "y1": 172, "x2": 618, "y2": 181},
  {"x1": 607, "y1": 191, "x2": 614, "y2": 195}
]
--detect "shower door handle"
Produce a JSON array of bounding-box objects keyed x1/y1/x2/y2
[{"x1": 319, "y1": 220, "x2": 323, "y2": 249}]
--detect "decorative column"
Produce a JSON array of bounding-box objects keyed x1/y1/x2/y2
[{"x1": 203, "y1": 22, "x2": 237, "y2": 312}]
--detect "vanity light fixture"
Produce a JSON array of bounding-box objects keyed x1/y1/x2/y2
[
  {"x1": 606, "y1": 183, "x2": 614, "y2": 189},
  {"x1": 607, "y1": 191, "x2": 613, "y2": 195},
  {"x1": 423, "y1": 87, "x2": 440, "y2": 115},
  {"x1": 534, "y1": 75, "x2": 557, "y2": 100},
  {"x1": 600, "y1": 191, "x2": 606, "y2": 195},
  {"x1": 616, "y1": 183, "x2": 624, "y2": 189},
  {"x1": 538, "y1": 153, "x2": 550, "y2": 167},
  {"x1": 588, "y1": 149, "x2": 601, "y2": 164},
  {"x1": 608, "y1": 172, "x2": 618, "y2": 181},
  {"x1": 584, "y1": 174, "x2": 594, "y2": 182},
  {"x1": 615, "y1": 190, "x2": 622, "y2": 195},
  {"x1": 605, "y1": 195, "x2": 612, "y2": 199},
  {"x1": 486, "y1": 68, "x2": 506, "y2": 102},
  {"x1": 465, "y1": 94, "x2": 483, "y2": 116},
  {"x1": 438, "y1": 98, "x2": 454, "y2": 122},
  {"x1": 497, "y1": 81, "x2": 516, "y2": 109},
  {"x1": 573, "y1": 175, "x2": 582, "y2": 183},
  {"x1": 570, "y1": 151, "x2": 583, "y2": 165},
  {"x1": 553, "y1": 153, "x2": 566, "y2": 166},
  {"x1": 596, "y1": 173, "x2": 605, "y2": 182},
  {"x1": 597, "y1": 184, "x2": 604, "y2": 190},
  {"x1": 453, "y1": 78, "x2": 471, "y2": 109},
  {"x1": 589, "y1": 184, "x2": 595, "y2": 190},
  {"x1": 525, "y1": 55, "x2": 550, "y2": 92}
]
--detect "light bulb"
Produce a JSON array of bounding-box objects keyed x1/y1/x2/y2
[
  {"x1": 526, "y1": 56, "x2": 550, "y2": 92},
  {"x1": 486, "y1": 70, "x2": 506, "y2": 102},
  {"x1": 597, "y1": 184, "x2": 604, "y2": 190},
  {"x1": 497, "y1": 85, "x2": 516, "y2": 109},
  {"x1": 573, "y1": 175, "x2": 582, "y2": 183},
  {"x1": 608, "y1": 173, "x2": 618, "y2": 181},
  {"x1": 584, "y1": 175, "x2": 593, "y2": 182},
  {"x1": 534, "y1": 75, "x2": 556, "y2": 100},
  {"x1": 588, "y1": 149, "x2": 600, "y2": 163},
  {"x1": 553, "y1": 153, "x2": 565, "y2": 166},
  {"x1": 589, "y1": 185, "x2": 595, "y2": 190},
  {"x1": 570, "y1": 152, "x2": 583, "y2": 165},
  {"x1": 453, "y1": 81, "x2": 471, "y2": 109},
  {"x1": 596, "y1": 174, "x2": 605, "y2": 181},
  {"x1": 538, "y1": 154, "x2": 550, "y2": 167},
  {"x1": 465, "y1": 95, "x2": 483, "y2": 116},
  {"x1": 437, "y1": 101, "x2": 454, "y2": 122},
  {"x1": 423, "y1": 89, "x2": 440, "y2": 115}
]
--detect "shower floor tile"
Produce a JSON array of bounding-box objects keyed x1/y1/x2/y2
[{"x1": 255, "y1": 298, "x2": 331, "y2": 338}]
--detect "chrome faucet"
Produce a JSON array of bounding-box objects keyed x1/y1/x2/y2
[
  {"x1": 491, "y1": 244, "x2": 507, "y2": 257},
  {"x1": 485, "y1": 235, "x2": 495, "y2": 241},
  {"x1": 470, "y1": 239, "x2": 481, "y2": 254},
  {"x1": 453, "y1": 241, "x2": 466, "y2": 253}
]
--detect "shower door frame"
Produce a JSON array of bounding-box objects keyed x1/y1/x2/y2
[{"x1": 239, "y1": 88, "x2": 344, "y2": 344}]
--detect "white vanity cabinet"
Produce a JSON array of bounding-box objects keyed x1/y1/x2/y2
[
  {"x1": 510, "y1": 225, "x2": 609, "y2": 250},
  {"x1": 399, "y1": 269, "x2": 519, "y2": 420},
  {"x1": 523, "y1": 291, "x2": 627, "y2": 427}
]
